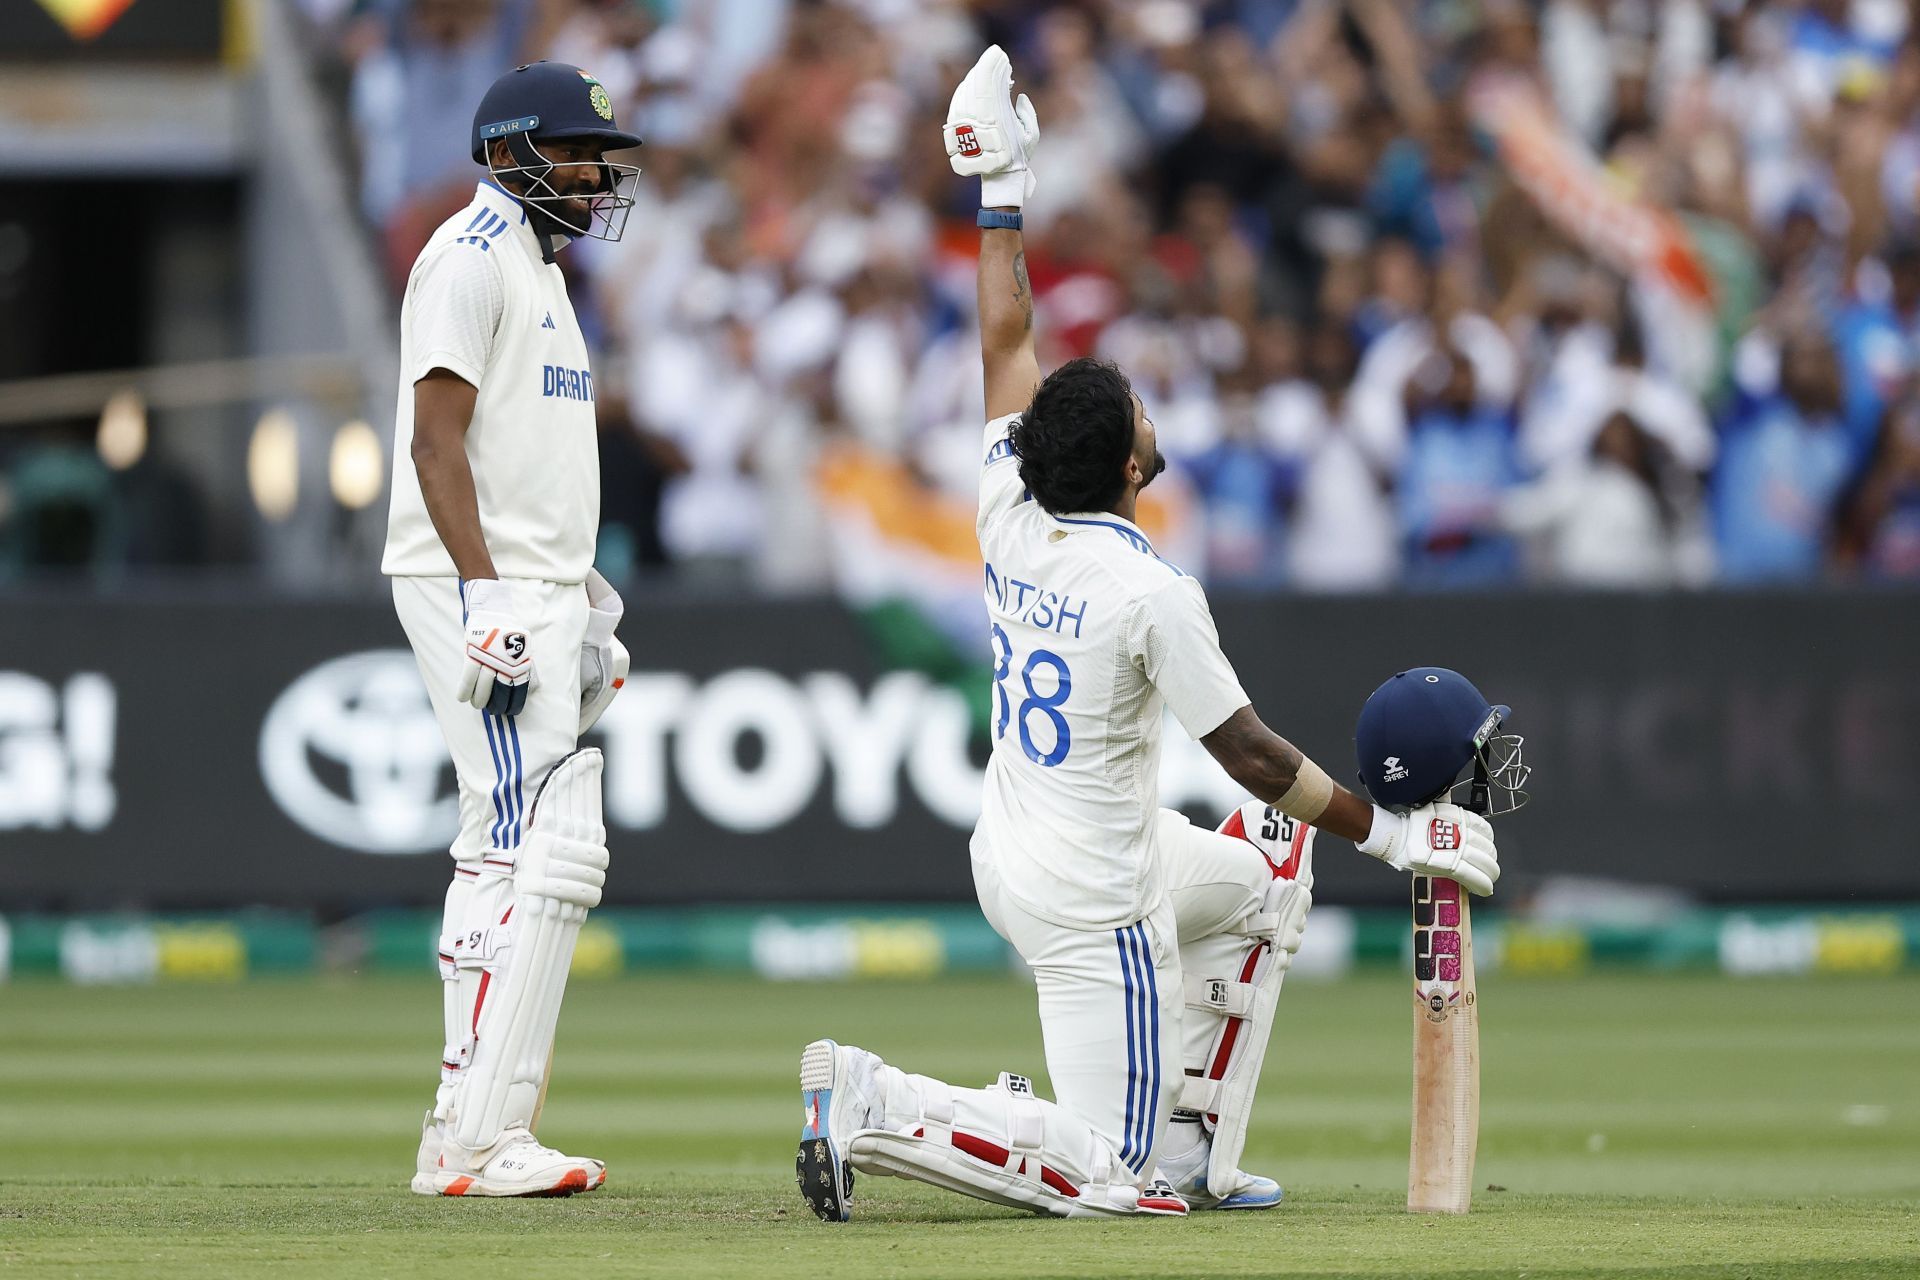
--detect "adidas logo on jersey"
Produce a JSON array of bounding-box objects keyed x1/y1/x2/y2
[{"x1": 540, "y1": 312, "x2": 556, "y2": 330}]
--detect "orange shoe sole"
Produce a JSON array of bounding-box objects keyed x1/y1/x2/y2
[{"x1": 437, "y1": 1165, "x2": 605, "y2": 1197}]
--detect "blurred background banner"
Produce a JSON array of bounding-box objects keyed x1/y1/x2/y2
[
  {"x1": 0, "y1": 0, "x2": 1915, "y2": 941},
  {"x1": 2, "y1": 588, "x2": 1913, "y2": 910}
]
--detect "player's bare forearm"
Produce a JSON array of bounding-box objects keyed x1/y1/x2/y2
[
  {"x1": 1202, "y1": 705, "x2": 1374, "y2": 843},
  {"x1": 412, "y1": 371, "x2": 499, "y2": 582},
  {"x1": 979, "y1": 221, "x2": 1041, "y2": 421},
  {"x1": 414, "y1": 436, "x2": 498, "y2": 582}
]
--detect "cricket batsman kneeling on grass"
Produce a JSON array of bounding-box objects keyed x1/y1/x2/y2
[
  {"x1": 796, "y1": 47, "x2": 1504, "y2": 1222},
  {"x1": 382, "y1": 61, "x2": 639, "y2": 1197}
]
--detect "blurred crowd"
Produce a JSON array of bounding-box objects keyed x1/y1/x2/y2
[{"x1": 310, "y1": 0, "x2": 1920, "y2": 591}]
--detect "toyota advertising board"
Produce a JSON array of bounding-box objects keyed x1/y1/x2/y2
[{"x1": 0, "y1": 590, "x2": 1913, "y2": 908}]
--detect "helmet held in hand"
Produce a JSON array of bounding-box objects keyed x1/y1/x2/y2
[{"x1": 1355, "y1": 667, "x2": 1529, "y2": 815}]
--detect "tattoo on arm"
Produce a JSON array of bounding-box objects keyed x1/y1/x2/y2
[
  {"x1": 1013, "y1": 251, "x2": 1033, "y2": 332},
  {"x1": 1203, "y1": 706, "x2": 1304, "y2": 802}
]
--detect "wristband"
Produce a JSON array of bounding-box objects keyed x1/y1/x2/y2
[
  {"x1": 1273, "y1": 756, "x2": 1334, "y2": 824},
  {"x1": 977, "y1": 209, "x2": 1023, "y2": 231}
]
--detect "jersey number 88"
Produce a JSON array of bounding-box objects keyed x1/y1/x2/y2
[{"x1": 989, "y1": 624, "x2": 1072, "y2": 767}]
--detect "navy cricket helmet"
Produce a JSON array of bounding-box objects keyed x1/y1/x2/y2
[
  {"x1": 1355, "y1": 667, "x2": 1529, "y2": 814},
  {"x1": 471, "y1": 61, "x2": 643, "y2": 244}
]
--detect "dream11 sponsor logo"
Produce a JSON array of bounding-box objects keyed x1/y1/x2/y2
[
  {"x1": 260, "y1": 655, "x2": 1247, "y2": 854},
  {"x1": 0, "y1": 672, "x2": 115, "y2": 831}
]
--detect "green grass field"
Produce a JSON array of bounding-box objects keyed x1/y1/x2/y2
[{"x1": 3, "y1": 971, "x2": 1916, "y2": 1278}]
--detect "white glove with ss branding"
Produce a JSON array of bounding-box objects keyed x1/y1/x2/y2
[
  {"x1": 1358, "y1": 802, "x2": 1500, "y2": 897},
  {"x1": 943, "y1": 44, "x2": 1040, "y2": 207}
]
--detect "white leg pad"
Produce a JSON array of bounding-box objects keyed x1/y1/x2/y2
[
  {"x1": 433, "y1": 870, "x2": 476, "y2": 1119},
  {"x1": 446, "y1": 749, "x2": 608, "y2": 1162},
  {"x1": 434, "y1": 855, "x2": 518, "y2": 1120},
  {"x1": 1178, "y1": 818, "x2": 1315, "y2": 1198},
  {"x1": 847, "y1": 1072, "x2": 1143, "y2": 1217}
]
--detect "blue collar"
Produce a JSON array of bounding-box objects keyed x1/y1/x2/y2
[
  {"x1": 478, "y1": 176, "x2": 526, "y2": 215},
  {"x1": 471, "y1": 179, "x2": 558, "y2": 261},
  {"x1": 1052, "y1": 512, "x2": 1187, "y2": 577}
]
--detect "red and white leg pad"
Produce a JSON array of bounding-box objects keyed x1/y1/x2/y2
[
  {"x1": 1174, "y1": 803, "x2": 1316, "y2": 1200},
  {"x1": 442, "y1": 749, "x2": 608, "y2": 1164},
  {"x1": 434, "y1": 871, "x2": 476, "y2": 1120},
  {"x1": 848, "y1": 1072, "x2": 1180, "y2": 1217},
  {"x1": 434, "y1": 855, "x2": 517, "y2": 1121}
]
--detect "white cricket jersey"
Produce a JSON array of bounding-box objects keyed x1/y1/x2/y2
[
  {"x1": 971, "y1": 413, "x2": 1251, "y2": 929},
  {"x1": 382, "y1": 180, "x2": 600, "y2": 583}
]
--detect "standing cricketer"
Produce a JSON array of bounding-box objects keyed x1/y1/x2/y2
[
  {"x1": 796, "y1": 47, "x2": 1504, "y2": 1220},
  {"x1": 384, "y1": 61, "x2": 638, "y2": 1197}
]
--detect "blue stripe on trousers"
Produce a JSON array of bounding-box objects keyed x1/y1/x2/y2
[
  {"x1": 1117, "y1": 927, "x2": 1140, "y2": 1170},
  {"x1": 505, "y1": 715, "x2": 525, "y2": 846},
  {"x1": 1130, "y1": 924, "x2": 1162, "y2": 1171},
  {"x1": 1119, "y1": 924, "x2": 1150, "y2": 1172},
  {"x1": 482, "y1": 712, "x2": 508, "y2": 847}
]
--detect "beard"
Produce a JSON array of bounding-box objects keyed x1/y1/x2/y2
[
  {"x1": 518, "y1": 168, "x2": 602, "y2": 235},
  {"x1": 1138, "y1": 448, "x2": 1167, "y2": 490},
  {"x1": 546, "y1": 184, "x2": 598, "y2": 235}
]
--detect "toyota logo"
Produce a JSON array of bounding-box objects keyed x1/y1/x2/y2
[{"x1": 259, "y1": 651, "x2": 457, "y2": 854}]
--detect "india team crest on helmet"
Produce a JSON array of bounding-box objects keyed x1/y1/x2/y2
[{"x1": 576, "y1": 68, "x2": 615, "y2": 121}]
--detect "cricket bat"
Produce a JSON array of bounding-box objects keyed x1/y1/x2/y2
[{"x1": 1407, "y1": 763, "x2": 1486, "y2": 1214}]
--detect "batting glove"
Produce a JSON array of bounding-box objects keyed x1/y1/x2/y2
[
  {"x1": 458, "y1": 579, "x2": 537, "y2": 717},
  {"x1": 578, "y1": 568, "x2": 629, "y2": 734},
  {"x1": 1358, "y1": 802, "x2": 1500, "y2": 897},
  {"x1": 943, "y1": 44, "x2": 1040, "y2": 208}
]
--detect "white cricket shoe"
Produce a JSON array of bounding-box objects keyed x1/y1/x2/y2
[
  {"x1": 795, "y1": 1038, "x2": 885, "y2": 1222},
  {"x1": 410, "y1": 1126, "x2": 607, "y2": 1197},
  {"x1": 415, "y1": 1110, "x2": 442, "y2": 1182},
  {"x1": 1155, "y1": 1132, "x2": 1284, "y2": 1210}
]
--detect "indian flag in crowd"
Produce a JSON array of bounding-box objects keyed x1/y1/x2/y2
[{"x1": 814, "y1": 440, "x2": 1201, "y2": 733}]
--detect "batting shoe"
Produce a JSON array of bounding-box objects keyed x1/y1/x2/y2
[
  {"x1": 411, "y1": 1127, "x2": 606, "y2": 1197},
  {"x1": 796, "y1": 1038, "x2": 885, "y2": 1222},
  {"x1": 415, "y1": 1111, "x2": 443, "y2": 1184},
  {"x1": 1155, "y1": 1135, "x2": 1284, "y2": 1211},
  {"x1": 1134, "y1": 1176, "x2": 1192, "y2": 1215}
]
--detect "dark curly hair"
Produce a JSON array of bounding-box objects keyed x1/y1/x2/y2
[{"x1": 1010, "y1": 358, "x2": 1137, "y2": 514}]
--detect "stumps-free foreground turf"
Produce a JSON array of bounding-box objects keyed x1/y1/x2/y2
[{"x1": 3, "y1": 972, "x2": 1916, "y2": 1278}]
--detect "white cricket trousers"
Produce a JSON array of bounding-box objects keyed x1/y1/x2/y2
[
  {"x1": 962, "y1": 810, "x2": 1274, "y2": 1183},
  {"x1": 392, "y1": 575, "x2": 589, "y2": 1117},
  {"x1": 391, "y1": 576, "x2": 588, "y2": 866}
]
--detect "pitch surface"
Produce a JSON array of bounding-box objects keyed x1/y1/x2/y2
[{"x1": 3, "y1": 972, "x2": 1914, "y2": 1277}]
